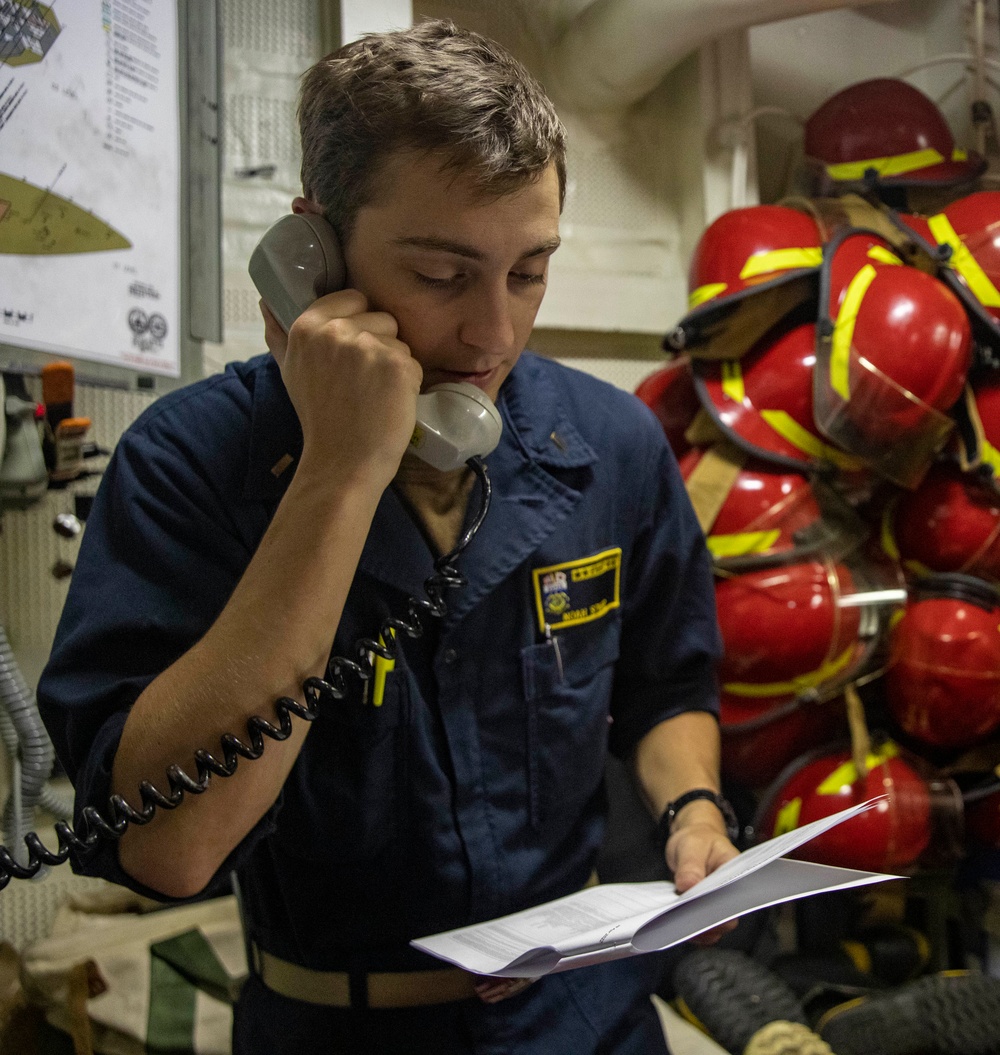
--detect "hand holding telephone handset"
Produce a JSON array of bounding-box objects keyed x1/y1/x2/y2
[
  {"x1": 0, "y1": 218, "x2": 497, "y2": 891},
  {"x1": 249, "y1": 213, "x2": 502, "y2": 472}
]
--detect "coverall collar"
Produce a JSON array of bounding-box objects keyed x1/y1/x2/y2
[{"x1": 242, "y1": 353, "x2": 599, "y2": 614}]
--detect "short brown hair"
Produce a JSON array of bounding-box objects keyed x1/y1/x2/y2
[{"x1": 298, "y1": 19, "x2": 566, "y2": 240}]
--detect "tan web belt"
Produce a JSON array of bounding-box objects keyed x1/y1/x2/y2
[{"x1": 252, "y1": 943, "x2": 478, "y2": 1008}]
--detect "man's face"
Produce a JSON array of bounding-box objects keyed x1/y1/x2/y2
[{"x1": 342, "y1": 151, "x2": 562, "y2": 403}]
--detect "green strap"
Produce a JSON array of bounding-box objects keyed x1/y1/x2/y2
[
  {"x1": 151, "y1": 929, "x2": 234, "y2": 1004},
  {"x1": 147, "y1": 954, "x2": 197, "y2": 1055},
  {"x1": 147, "y1": 929, "x2": 233, "y2": 1054}
]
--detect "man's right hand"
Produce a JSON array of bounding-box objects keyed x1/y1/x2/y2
[{"x1": 261, "y1": 289, "x2": 423, "y2": 493}]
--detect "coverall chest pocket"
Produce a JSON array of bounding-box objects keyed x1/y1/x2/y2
[
  {"x1": 274, "y1": 670, "x2": 408, "y2": 865},
  {"x1": 521, "y1": 613, "x2": 621, "y2": 832}
]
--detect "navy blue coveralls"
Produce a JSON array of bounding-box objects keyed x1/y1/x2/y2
[{"x1": 38, "y1": 352, "x2": 722, "y2": 1054}]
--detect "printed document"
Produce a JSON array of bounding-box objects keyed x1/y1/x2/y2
[{"x1": 412, "y1": 799, "x2": 899, "y2": 977}]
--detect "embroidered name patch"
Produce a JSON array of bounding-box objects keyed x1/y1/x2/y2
[{"x1": 532, "y1": 548, "x2": 622, "y2": 633}]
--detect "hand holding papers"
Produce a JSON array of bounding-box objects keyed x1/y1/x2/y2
[{"x1": 412, "y1": 798, "x2": 900, "y2": 978}]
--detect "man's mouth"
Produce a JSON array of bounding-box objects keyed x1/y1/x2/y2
[{"x1": 429, "y1": 366, "x2": 500, "y2": 391}]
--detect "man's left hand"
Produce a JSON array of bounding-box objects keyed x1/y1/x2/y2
[{"x1": 665, "y1": 810, "x2": 740, "y2": 946}]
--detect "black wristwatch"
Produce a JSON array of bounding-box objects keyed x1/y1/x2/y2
[{"x1": 656, "y1": 788, "x2": 740, "y2": 845}]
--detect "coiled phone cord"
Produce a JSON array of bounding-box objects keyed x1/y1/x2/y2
[{"x1": 0, "y1": 456, "x2": 492, "y2": 891}]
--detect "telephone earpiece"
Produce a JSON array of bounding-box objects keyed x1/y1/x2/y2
[
  {"x1": 249, "y1": 214, "x2": 502, "y2": 471},
  {"x1": 249, "y1": 214, "x2": 346, "y2": 334}
]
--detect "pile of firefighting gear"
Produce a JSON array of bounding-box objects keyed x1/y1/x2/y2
[{"x1": 640, "y1": 77, "x2": 1000, "y2": 876}]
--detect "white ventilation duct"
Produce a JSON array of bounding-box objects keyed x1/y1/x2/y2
[{"x1": 544, "y1": 0, "x2": 903, "y2": 111}]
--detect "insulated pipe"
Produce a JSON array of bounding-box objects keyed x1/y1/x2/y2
[
  {"x1": 544, "y1": 0, "x2": 903, "y2": 112},
  {"x1": 0, "y1": 622, "x2": 55, "y2": 865}
]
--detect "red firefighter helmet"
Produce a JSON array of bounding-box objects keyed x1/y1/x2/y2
[
  {"x1": 715, "y1": 557, "x2": 866, "y2": 719},
  {"x1": 754, "y1": 740, "x2": 962, "y2": 871},
  {"x1": 666, "y1": 206, "x2": 823, "y2": 358},
  {"x1": 937, "y1": 192, "x2": 1000, "y2": 315},
  {"x1": 885, "y1": 463, "x2": 1000, "y2": 582},
  {"x1": 813, "y1": 229, "x2": 972, "y2": 488},
  {"x1": 634, "y1": 356, "x2": 701, "y2": 458},
  {"x1": 805, "y1": 78, "x2": 986, "y2": 191},
  {"x1": 694, "y1": 319, "x2": 864, "y2": 475},
  {"x1": 721, "y1": 694, "x2": 848, "y2": 791},
  {"x1": 895, "y1": 193, "x2": 1000, "y2": 362},
  {"x1": 679, "y1": 445, "x2": 863, "y2": 570},
  {"x1": 884, "y1": 574, "x2": 1000, "y2": 750}
]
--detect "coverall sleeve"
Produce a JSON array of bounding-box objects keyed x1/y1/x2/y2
[
  {"x1": 36, "y1": 395, "x2": 282, "y2": 901},
  {"x1": 607, "y1": 409, "x2": 723, "y2": 758}
]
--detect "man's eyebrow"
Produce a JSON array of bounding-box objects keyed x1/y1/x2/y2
[{"x1": 392, "y1": 236, "x2": 562, "y2": 260}]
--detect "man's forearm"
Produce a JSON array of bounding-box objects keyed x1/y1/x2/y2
[
  {"x1": 633, "y1": 710, "x2": 724, "y2": 828},
  {"x1": 112, "y1": 467, "x2": 385, "y2": 898},
  {"x1": 634, "y1": 710, "x2": 739, "y2": 897}
]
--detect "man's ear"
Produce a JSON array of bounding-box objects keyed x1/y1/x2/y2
[{"x1": 292, "y1": 196, "x2": 324, "y2": 216}]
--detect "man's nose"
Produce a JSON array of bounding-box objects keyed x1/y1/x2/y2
[{"x1": 459, "y1": 281, "x2": 516, "y2": 351}]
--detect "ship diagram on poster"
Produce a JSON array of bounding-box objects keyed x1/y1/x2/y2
[
  {"x1": 0, "y1": 0, "x2": 61, "y2": 65},
  {"x1": 0, "y1": 0, "x2": 180, "y2": 376}
]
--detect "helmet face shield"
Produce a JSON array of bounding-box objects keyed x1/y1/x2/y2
[
  {"x1": 813, "y1": 349, "x2": 959, "y2": 489},
  {"x1": 681, "y1": 442, "x2": 865, "y2": 571},
  {"x1": 813, "y1": 230, "x2": 971, "y2": 488},
  {"x1": 695, "y1": 319, "x2": 865, "y2": 475},
  {"x1": 667, "y1": 206, "x2": 823, "y2": 358},
  {"x1": 670, "y1": 277, "x2": 817, "y2": 360}
]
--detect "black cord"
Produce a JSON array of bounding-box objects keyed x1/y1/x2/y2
[{"x1": 0, "y1": 457, "x2": 492, "y2": 890}]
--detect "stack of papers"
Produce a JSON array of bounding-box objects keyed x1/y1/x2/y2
[{"x1": 412, "y1": 798, "x2": 898, "y2": 977}]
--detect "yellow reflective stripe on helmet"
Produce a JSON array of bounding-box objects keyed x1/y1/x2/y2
[
  {"x1": 880, "y1": 500, "x2": 901, "y2": 560},
  {"x1": 722, "y1": 642, "x2": 857, "y2": 699},
  {"x1": 867, "y1": 245, "x2": 902, "y2": 266},
  {"x1": 825, "y1": 147, "x2": 946, "y2": 181},
  {"x1": 928, "y1": 212, "x2": 1000, "y2": 309},
  {"x1": 721, "y1": 360, "x2": 746, "y2": 404},
  {"x1": 707, "y1": 529, "x2": 782, "y2": 559},
  {"x1": 739, "y1": 247, "x2": 823, "y2": 280},
  {"x1": 816, "y1": 741, "x2": 899, "y2": 793},
  {"x1": 831, "y1": 263, "x2": 878, "y2": 400},
  {"x1": 759, "y1": 409, "x2": 865, "y2": 469},
  {"x1": 773, "y1": 798, "x2": 802, "y2": 837},
  {"x1": 953, "y1": 148, "x2": 969, "y2": 162},
  {"x1": 981, "y1": 437, "x2": 1000, "y2": 476},
  {"x1": 689, "y1": 282, "x2": 728, "y2": 309}
]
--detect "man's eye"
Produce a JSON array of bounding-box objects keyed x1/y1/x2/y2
[
  {"x1": 511, "y1": 272, "x2": 546, "y2": 286},
  {"x1": 414, "y1": 272, "x2": 462, "y2": 288}
]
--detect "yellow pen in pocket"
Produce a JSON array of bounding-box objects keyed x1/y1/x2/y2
[{"x1": 371, "y1": 628, "x2": 396, "y2": 707}]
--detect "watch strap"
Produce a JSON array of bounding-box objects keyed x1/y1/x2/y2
[{"x1": 656, "y1": 788, "x2": 740, "y2": 845}]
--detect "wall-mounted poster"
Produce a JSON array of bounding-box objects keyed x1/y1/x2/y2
[{"x1": 0, "y1": 0, "x2": 181, "y2": 377}]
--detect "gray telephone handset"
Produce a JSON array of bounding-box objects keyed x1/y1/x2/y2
[{"x1": 249, "y1": 213, "x2": 502, "y2": 471}]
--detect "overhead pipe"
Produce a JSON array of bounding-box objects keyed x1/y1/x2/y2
[{"x1": 543, "y1": 0, "x2": 903, "y2": 112}]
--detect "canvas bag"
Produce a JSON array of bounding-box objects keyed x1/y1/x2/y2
[{"x1": 19, "y1": 889, "x2": 247, "y2": 1055}]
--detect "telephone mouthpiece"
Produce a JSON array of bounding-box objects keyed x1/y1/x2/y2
[{"x1": 410, "y1": 383, "x2": 503, "y2": 471}]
